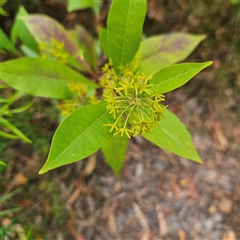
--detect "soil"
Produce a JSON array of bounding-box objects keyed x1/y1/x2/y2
[{"x1": 1, "y1": 1, "x2": 240, "y2": 239}]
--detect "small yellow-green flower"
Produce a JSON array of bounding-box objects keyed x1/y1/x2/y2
[
  {"x1": 39, "y1": 38, "x2": 69, "y2": 64},
  {"x1": 58, "y1": 83, "x2": 99, "y2": 116},
  {"x1": 101, "y1": 63, "x2": 167, "y2": 138}
]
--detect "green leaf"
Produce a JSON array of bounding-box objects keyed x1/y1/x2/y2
[
  {"x1": 1, "y1": 92, "x2": 18, "y2": 114},
  {"x1": 0, "y1": 208, "x2": 21, "y2": 217},
  {"x1": 0, "y1": 117, "x2": 32, "y2": 143},
  {"x1": 150, "y1": 62, "x2": 213, "y2": 94},
  {"x1": 21, "y1": 14, "x2": 77, "y2": 55},
  {"x1": 0, "y1": 161, "x2": 7, "y2": 167},
  {"x1": 0, "y1": 188, "x2": 22, "y2": 203},
  {"x1": 20, "y1": 44, "x2": 39, "y2": 58},
  {"x1": 0, "y1": 130, "x2": 21, "y2": 140},
  {"x1": 0, "y1": 29, "x2": 20, "y2": 55},
  {"x1": 67, "y1": 0, "x2": 102, "y2": 15},
  {"x1": 21, "y1": 14, "x2": 90, "y2": 71},
  {"x1": 0, "y1": 1, "x2": 7, "y2": 16},
  {"x1": 11, "y1": 6, "x2": 38, "y2": 52},
  {"x1": 11, "y1": 6, "x2": 28, "y2": 44},
  {"x1": 67, "y1": 0, "x2": 93, "y2": 11},
  {"x1": 101, "y1": 135, "x2": 128, "y2": 175},
  {"x1": 230, "y1": 0, "x2": 239, "y2": 4},
  {"x1": 143, "y1": 109, "x2": 202, "y2": 163},
  {"x1": 0, "y1": 58, "x2": 97, "y2": 99},
  {"x1": 71, "y1": 26, "x2": 98, "y2": 71},
  {"x1": 139, "y1": 33, "x2": 206, "y2": 74},
  {"x1": 0, "y1": 0, "x2": 7, "y2": 7},
  {"x1": 107, "y1": 0, "x2": 146, "y2": 71},
  {"x1": 39, "y1": 103, "x2": 114, "y2": 174},
  {"x1": 0, "y1": 7, "x2": 8, "y2": 16},
  {"x1": 0, "y1": 98, "x2": 9, "y2": 103},
  {"x1": 99, "y1": 27, "x2": 108, "y2": 57},
  {"x1": 9, "y1": 101, "x2": 33, "y2": 114}
]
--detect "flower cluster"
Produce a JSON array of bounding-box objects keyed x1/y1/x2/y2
[
  {"x1": 39, "y1": 38, "x2": 69, "y2": 64},
  {"x1": 58, "y1": 83, "x2": 99, "y2": 116},
  {"x1": 101, "y1": 63, "x2": 167, "y2": 138}
]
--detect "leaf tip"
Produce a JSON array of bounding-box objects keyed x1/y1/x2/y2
[
  {"x1": 207, "y1": 61, "x2": 214, "y2": 66},
  {"x1": 113, "y1": 169, "x2": 121, "y2": 177},
  {"x1": 38, "y1": 166, "x2": 48, "y2": 174},
  {"x1": 199, "y1": 159, "x2": 204, "y2": 164},
  {"x1": 201, "y1": 34, "x2": 208, "y2": 40},
  {"x1": 195, "y1": 156, "x2": 204, "y2": 164}
]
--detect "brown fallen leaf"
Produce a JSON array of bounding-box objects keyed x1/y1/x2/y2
[
  {"x1": 222, "y1": 230, "x2": 236, "y2": 240},
  {"x1": 122, "y1": 168, "x2": 134, "y2": 181},
  {"x1": 205, "y1": 121, "x2": 228, "y2": 150},
  {"x1": 218, "y1": 198, "x2": 233, "y2": 214},
  {"x1": 214, "y1": 122, "x2": 228, "y2": 150},
  {"x1": 83, "y1": 153, "x2": 97, "y2": 177},
  {"x1": 179, "y1": 178, "x2": 189, "y2": 187},
  {"x1": 59, "y1": 167, "x2": 71, "y2": 179},
  {"x1": 75, "y1": 214, "x2": 96, "y2": 228},
  {"x1": 66, "y1": 218, "x2": 85, "y2": 240},
  {"x1": 114, "y1": 182, "x2": 122, "y2": 192},
  {"x1": 18, "y1": 199, "x2": 32, "y2": 208},
  {"x1": 178, "y1": 229, "x2": 186, "y2": 240},
  {"x1": 107, "y1": 212, "x2": 117, "y2": 236},
  {"x1": 188, "y1": 175, "x2": 199, "y2": 201},
  {"x1": 165, "y1": 173, "x2": 182, "y2": 198},
  {"x1": 44, "y1": 199, "x2": 51, "y2": 214},
  {"x1": 66, "y1": 187, "x2": 82, "y2": 210},
  {"x1": 156, "y1": 204, "x2": 168, "y2": 237},
  {"x1": 208, "y1": 204, "x2": 217, "y2": 214},
  {"x1": 135, "y1": 162, "x2": 144, "y2": 178},
  {"x1": 138, "y1": 227, "x2": 153, "y2": 240},
  {"x1": 103, "y1": 200, "x2": 118, "y2": 219},
  {"x1": 133, "y1": 202, "x2": 148, "y2": 228},
  {"x1": 13, "y1": 174, "x2": 27, "y2": 185}
]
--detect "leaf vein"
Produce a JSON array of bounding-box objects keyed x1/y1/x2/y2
[
  {"x1": 48, "y1": 110, "x2": 109, "y2": 169},
  {"x1": 155, "y1": 65, "x2": 204, "y2": 87},
  {"x1": 119, "y1": 1, "x2": 132, "y2": 67},
  {"x1": 161, "y1": 128, "x2": 196, "y2": 158}
]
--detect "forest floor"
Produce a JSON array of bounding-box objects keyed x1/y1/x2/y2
[{"x1": 1, "y1": 1, "x2": 240, "y2": 239}]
